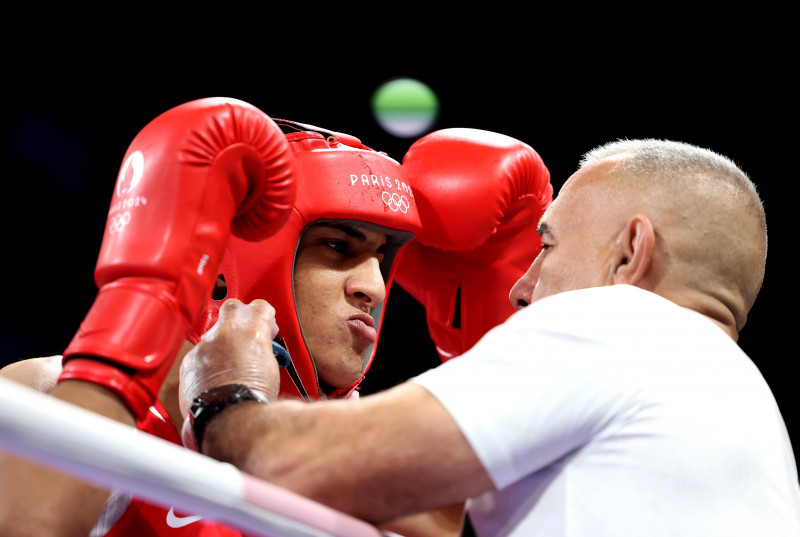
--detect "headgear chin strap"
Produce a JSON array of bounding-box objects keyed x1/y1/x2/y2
[{"x1": 189, "y1": 121, "x2": 422, "y2": 400}]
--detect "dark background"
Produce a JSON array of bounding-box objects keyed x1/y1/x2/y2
[{"x1": 2, "y1": 30, "x2": 795, "y2": 485}]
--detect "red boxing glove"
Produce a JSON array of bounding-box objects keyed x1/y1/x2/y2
[
  {"x1": 59, "y1": 97, "x2": 296, "y2": 418},
  {"x1": 395, "y1": 128, "x2": 553, "y2": 361}
]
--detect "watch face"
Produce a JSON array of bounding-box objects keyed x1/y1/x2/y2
[
  {"x1": 191, "y1": 384, "x2": 255, "y2": 417},
  {"x1": 190, "y1": 384, "x2": 262, "y2": 451}
]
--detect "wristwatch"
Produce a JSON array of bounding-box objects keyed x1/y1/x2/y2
[{"x1": 189, "y1": 384, "x2": 266, "y2": 452}]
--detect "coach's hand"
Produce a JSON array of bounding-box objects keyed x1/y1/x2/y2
[{"x1": 179, "y1": 299, "x2": 281, "y2": 450}]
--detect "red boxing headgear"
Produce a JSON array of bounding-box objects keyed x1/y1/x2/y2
[{"x1": 189, "y1": 120, "x2": 422, "y2": 400}]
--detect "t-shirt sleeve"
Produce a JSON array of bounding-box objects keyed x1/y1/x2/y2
[{"x1": 410, "y1": 289, "x2": 642, "y2": 489}]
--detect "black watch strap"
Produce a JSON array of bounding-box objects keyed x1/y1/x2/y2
[{"x1": 190, "y1": 384, "x2": 265, "y2": 452}]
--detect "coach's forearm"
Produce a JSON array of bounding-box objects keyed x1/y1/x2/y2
[
  {"x1": 201, "y1": 398, "x2": 310, "y2": 482},
  {"x1": 201, "y1": 398, "x2": 355, "y2": 509},
  {"x1": 201, "y1": 383, "x2": 493, "y2": 524}
]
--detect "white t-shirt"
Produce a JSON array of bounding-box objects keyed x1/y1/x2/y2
[{"x1": 412, "y1": 285, "x2": 800, "y2": 536}]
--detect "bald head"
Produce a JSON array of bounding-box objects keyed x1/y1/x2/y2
[{"x1": 575, "y1": 139, "x2": 767, "y2": 333}]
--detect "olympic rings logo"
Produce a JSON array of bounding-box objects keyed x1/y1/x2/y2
[
  {"x1": 109, "y1": 212, "x2": 131, "y2": 234},
  {"x1": 382, "y1": 191, "x2": 410, "y2": 213}
]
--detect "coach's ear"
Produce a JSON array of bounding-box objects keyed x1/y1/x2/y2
[{"x1": 612, "y1": 214, "x2": 654, "y2": 286}]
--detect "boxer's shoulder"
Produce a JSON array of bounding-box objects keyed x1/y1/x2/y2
[{"x1": 0, "y1": 356, "x2": 62, "y2": 393}]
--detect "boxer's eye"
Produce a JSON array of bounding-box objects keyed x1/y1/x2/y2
[{"x1": 323, "y1": 239, "x2": 351, "y2": 255}]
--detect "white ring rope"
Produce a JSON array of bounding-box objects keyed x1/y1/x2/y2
[{"x1": 0, "y1": 377, "x2": 383, "y2": 537}]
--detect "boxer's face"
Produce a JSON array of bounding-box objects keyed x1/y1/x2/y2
[{"x1": 293, "y1": 223, "x2": 388, "y2": 390}]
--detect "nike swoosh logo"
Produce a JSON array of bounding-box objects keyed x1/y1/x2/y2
[{"x1": 166, "y1": 506, "x2": 203, "y2": 528}]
